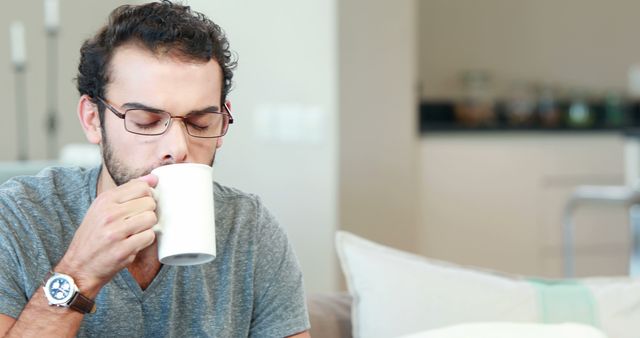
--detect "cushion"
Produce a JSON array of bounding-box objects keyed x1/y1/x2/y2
[
  {"x1": 307, "y1": 292, "x2": 353, "y2": 338},
  {"x1": 397, "y1": 322, "x2": 607, "y2": 338},
  {"x1": 335, "y1": 231, "x2": 640, "y2": 338}
]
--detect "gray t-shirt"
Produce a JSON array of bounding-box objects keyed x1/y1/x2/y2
[{"x1": 0, "y1": 166, "x2": 310, "y2": 337}]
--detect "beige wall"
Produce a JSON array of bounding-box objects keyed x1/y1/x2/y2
[
  {"x1": 1, "y1": 1, "x2": 136, "y2": 161},
  {"x1": 339, "y1": 0, "x2": 420, "y2": 253},
  {"x1": 419, "y1": 134, "x2": 629, "y2": 277},
  {"x1": 419, "y1": 0, "x2": 640, "y2": 100}
]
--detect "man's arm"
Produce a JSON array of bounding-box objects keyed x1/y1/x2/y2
[
  {"x1": 0, "y1": 291, "x2": 86, "y2": 338},
  {"x1": 249, "y1": 198, "x2": 311, "y2": 336},
  {"x1": 0, "y1": 176, "x2": 158, "y2": 338},
  {"x1": 0, "y1": 301, "x2": 313, "y2": 338},
  {"x1": 0, "y1": 315, "x2": 14, "y2": 337}
]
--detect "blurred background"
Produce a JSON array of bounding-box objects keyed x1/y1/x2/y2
[{"x1": 2, "y1": 0, "x2": 640, "y2": 294}]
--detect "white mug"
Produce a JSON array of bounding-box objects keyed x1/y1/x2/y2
[{"x1": 151, "y1": 163, "x2": 216, "y2": 266}]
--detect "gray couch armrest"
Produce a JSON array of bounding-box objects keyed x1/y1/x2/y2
[{"x1": 307, "y1": 292, "x2": 352, "y2": 338}]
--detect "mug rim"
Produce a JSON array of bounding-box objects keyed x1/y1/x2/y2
[{"x1": 151, "y1": 162, "x2": 212, "y2": 174}]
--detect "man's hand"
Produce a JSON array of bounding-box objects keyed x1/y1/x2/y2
[{"x1": 55, "y1": 174, "x2": 159, "y2": 297}]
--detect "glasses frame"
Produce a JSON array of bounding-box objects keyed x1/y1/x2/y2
[{"x1": 96, "y1": 97, "x2": 234, "y2": 138}]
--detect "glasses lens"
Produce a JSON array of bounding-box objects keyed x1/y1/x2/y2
[
  {"x1": 125, "y1": 110, "x2": 170, "y2": 135},
  {"x1": 185, "y1": 112, "x2": 229, "y2": 138}
]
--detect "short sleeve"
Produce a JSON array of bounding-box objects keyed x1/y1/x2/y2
[
  {"x1": 249, "y1": 199, "x2": 310, "y2": 337},
  {"x1": 0, "y1": 204, "x2": 29, "y2": 319}
]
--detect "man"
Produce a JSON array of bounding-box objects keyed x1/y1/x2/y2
[{"x1": 0, "y1": 1, "x2": 310, "y2": 337}]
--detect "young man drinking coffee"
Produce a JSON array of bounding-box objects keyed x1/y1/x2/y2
[{"x1": 0, "y1": 1, "x2": 310, "y2": 337}]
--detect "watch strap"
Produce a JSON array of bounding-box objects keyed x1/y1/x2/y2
[{"x1": 68, "y1": 291, "x2": 97, "y2": 314}]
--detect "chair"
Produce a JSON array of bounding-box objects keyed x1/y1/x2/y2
[{"x1": 562, "y1": 185, "x2": 640, "y2": 277}]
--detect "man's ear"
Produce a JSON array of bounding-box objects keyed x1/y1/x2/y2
[
  {"x1": 77, "y1": 95, "x2": 102, "y2": 145},
  {"x1": 216, "y1": 100, "x2": 232, "y2": 149}
]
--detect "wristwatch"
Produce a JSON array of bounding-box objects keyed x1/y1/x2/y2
[{"x1": 42, "y1": 271, "x2": 96, "y2": 314}]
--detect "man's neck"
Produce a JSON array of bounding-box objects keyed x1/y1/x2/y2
[
  {"x1": 96, "y1": 164, "x2": 117, "y2": 196},
  {"x1": 127, "y1": 242, "x2": 162, "y2": 290}
]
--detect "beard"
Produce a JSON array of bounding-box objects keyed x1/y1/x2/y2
[
  {"x1": 102, "y1": 135, "x2": 154, "y2": 186},
  {"x1": 100, "y1": 129, "x2": 217, "y2": 186}
]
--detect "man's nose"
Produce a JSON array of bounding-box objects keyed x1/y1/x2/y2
[{"x1": 160, "y1": 118, "x2": 189, "y2": 163}]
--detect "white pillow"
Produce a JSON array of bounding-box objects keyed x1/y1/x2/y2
[
  {"x1": 335, "y1": 231, "x2": 640, "y2": 338},
  {"x1": 397, "y1": 322, "x2": 607, "y2": 338}
]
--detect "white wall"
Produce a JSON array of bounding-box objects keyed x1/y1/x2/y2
[
  {"x1": 339, "y1": 0, "x2": 420, "y2": 253},
  {"x1": 187, "y1": 0, "x2": 339, "y2": 293},
  {"x1": 1, "y1": 1, "x2": 134, "y2": 161}
]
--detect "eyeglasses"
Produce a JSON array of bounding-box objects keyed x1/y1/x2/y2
[{"x1": 96, "y1": 97, "x2": 233, "y2": 138}]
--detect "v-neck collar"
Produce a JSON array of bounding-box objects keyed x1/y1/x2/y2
[{"x1": 116, "y1": 264, "x2": 172, "y2": 301}]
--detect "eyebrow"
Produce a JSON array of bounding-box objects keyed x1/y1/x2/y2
[{"x1": 120, "y1": 102, "x2": 221, "y2": 114}]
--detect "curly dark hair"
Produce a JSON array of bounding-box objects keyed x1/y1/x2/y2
[{"x1": 76, "y1": 0, "x2": 237, "y2": 124}]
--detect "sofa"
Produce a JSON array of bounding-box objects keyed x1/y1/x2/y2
[
  {"x1": 308, "y1": 292, "x2": 352, "y2": 337},
  {"x1": 312, "y1": 231, "x2": 638, "y2": 338},
  {"x1": 0, "y1": 144, "x2": 101, "y2": 184}
]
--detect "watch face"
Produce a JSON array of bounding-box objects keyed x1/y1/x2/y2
[{"x1": 45, "y1": 275, "x2": 75, "y2": 305}]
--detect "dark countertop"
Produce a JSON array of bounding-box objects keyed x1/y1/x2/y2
[{"x1": 419, "y1": 100, "x2": 640, "y2": 134}]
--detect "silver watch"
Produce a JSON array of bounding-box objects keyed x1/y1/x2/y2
[{"x1": 43, "y1": 272, "x2": 96, "y2": 314}]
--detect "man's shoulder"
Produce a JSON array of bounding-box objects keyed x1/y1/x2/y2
[
  {"x1": 0, "y1": 166, "x2": 97, "y2": 205},
  {"x1": 212, "y1": 182, "x2": 277, "y2": 232},
  {"x1": 0, "y1": 166, "x2": 97, "y2": 248},
  {"x1": 213, "y1": 182, "x2": 262, "y2": 207}
]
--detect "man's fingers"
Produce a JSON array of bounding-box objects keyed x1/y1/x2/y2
[
  {"x1": 122, "y1": 210, "x2": 157, "y2": 237},
  {"x1": 122, "y1": 229, "x2": 156, "y2": 255},
  {"x1": 114, "y1": 180, "x2": 155, "y2": 203},
  {"x1": 137, "y1": 174, "x2": 158, "y2": 188},
  {"x1": 121, "y1": 196, "x2": 156, "y2": 220},
  {"x1": 102, "y1": 196, "x2": 155, "y2": 222}
]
